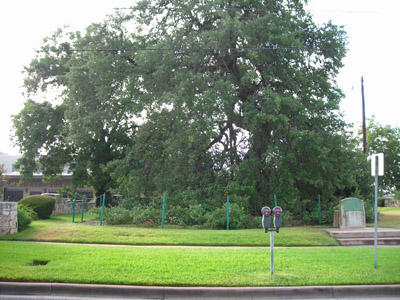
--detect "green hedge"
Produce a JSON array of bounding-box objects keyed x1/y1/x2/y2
[
  {"x1": 99, "y1": 201, "x2": 258, "y2": 229},
  {"x1": 19, "y1": 195, "x2": 55, "y2": 219},
  {"x1": 17, "y1": 204, "x2": 37, "y2": 231}
]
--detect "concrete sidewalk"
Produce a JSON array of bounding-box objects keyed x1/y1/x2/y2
[
  {"x1": 1, "y1": 282, "x2": 400, "y2": 299},
  {"x1": 11, "y1": 240, "x2": 400, "y2": 249}
]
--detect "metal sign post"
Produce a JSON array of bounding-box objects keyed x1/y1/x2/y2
[
  {"x1": 369, "y1": 153, "x2": 384, "y2": 269},
  {"x1": 374, "y1": 157, "x2": 378, "y2": 269},
  {"x1": 270, "y1": 230, "x2": 274, "y2": 274}
]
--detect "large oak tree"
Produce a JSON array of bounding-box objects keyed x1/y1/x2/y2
[{"x1": 13, "y1": 0, "x2": 368, "y2": 218}]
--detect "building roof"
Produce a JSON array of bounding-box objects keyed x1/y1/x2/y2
[{"x1": 0, "y1": 153, "x2": 20, "y2": 173}]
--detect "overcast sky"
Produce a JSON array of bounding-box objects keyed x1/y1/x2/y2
[{"x1": 1, "y1": 0, "x2": 399, "y2": 155}]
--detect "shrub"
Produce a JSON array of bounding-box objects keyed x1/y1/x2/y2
[
  {"x1": 281, "y1": 210, "x2": 296, "y2": 226},
  {"x1": 364, "y1": 198, "x2": 375, "y2": 223},
  {"x1": 187, "y1": 204, "x2": 208, "y2": 225},
  {"x1": 17, "y1": 204, "x2": 37, "y2": 231},
  {"x1": 165, "y1": 205, "x2": 186, "y2": 225},
  {"x1": 247, "y1": 216, "x2": 262, "y2": 229},
  {"x1": 103, "y1": 206, "x2": 131, "y2": 225},
  {"x1": 19, "y1": 195, "x2": 55, "y2": 219},
  {"x1": 88, "y1": 206, "x2": 102, "y2": 218},
  {"x1": 205, "y1": 203, "x2": 250, "y2": 229},
  {"x1": 130, "y1": 206, "x2": 159, "y2": 225}
]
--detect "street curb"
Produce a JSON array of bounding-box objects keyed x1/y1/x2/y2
[{"x1": 1, "y1": 282, "x2": 400, "y2": 299}]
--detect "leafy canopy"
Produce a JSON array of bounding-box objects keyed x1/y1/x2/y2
[
  {"x1": 13, "y1": 0, "x2": 370, "y2": 220},
  {"x1": 366, "y1": 118, "x2": 400, "y2": 193}
]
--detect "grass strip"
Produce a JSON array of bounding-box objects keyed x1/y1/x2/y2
[
  {"x1": 0, "y1": 241, "x2": 399, "y2": 286},
  {"x1": 0, "y1": 214, "x2": 337, "y2": 246}
]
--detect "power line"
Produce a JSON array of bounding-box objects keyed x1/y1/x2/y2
[
  {"x1": 113, "y1": 6, "x2": 383, "y2": 15},
  {"x1": 113, "y1": 7, "x2": 297, "y2": 12}
]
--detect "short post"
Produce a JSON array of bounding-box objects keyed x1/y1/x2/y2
[
  {"x1": 274, "y1": 194, "x2": 277, "y2": 207},
  {"x1": 270, "y1": 230, "x2": 274, "y2": 275},
  {"x1": 161, "y1": 194, "x2": 166, "y2": 229},
  {"x1": 226, "y1": 195, "x2": 230, "y2": 230},
  {"x1": 318, "y1": 194, "x2": 321, "y2": 225},
  {"x1": 72, "y1": 192, "x2": 77, "y2": 223},
  {"x1": 100, "y1": 194, "x2": 106, "y2": 226},
  {"x1": 81, "y1": 195, "x2": 86, "y2": 223}
]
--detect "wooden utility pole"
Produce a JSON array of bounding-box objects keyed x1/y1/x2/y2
[{"x1": 361, "y1": 76, "x2": 367, "y2": 154}]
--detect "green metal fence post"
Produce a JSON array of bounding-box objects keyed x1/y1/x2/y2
[
  {"x1": 226, "y1": 195, "x2": 230, "y2": 230},
  {"x1": 72, "y1": 192, "x2": 77, "y2": 223},
  {"x1": 318, "y1": 194, "x2": 321, "y2": 225},
  {"x1": 100, "y1": 194, "x2": 106, "y2": 226},
  {"x1": 81, "y1": 195, "x2": 86, "y2": 223},
  {"x1": 3, "y1": 187, "x2": 7, "y2": 201},
  {"x1": 161, "y1": 194, "x2": 166, "y2": 229},
  {"x1": 274, "y1": 194, "x2": 277, "y2": 207}
]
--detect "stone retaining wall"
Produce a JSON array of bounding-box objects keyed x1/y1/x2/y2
[
  {"x1": 52, "y1": 198, "x2": 96, "y2": 216},
  {"x1": 0, "y1": 202, "x2": 17, "y2": 236}
]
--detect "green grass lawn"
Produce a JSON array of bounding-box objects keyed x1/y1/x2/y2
[
  {"x1": 0, "y1": 241, "x2": 398, "y2": 286},
  {"x1": 0, "y1": 214, "x2": 337, "y2": 246},
  {"x1": 378, "y1": 207, "x2": 400, "y2": 229}
]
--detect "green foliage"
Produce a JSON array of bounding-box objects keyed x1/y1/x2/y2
[
  {"x1": 204, "y1": 203, "x2": 250, "y2": 229},
  {"x1": 130, "y1": 206, "x2": 160, "y2": 225},
  {"x1": 103, "y1": 207, "x2": 131, "y2": 225},
  {"x1": 111, "y1": 0, "x2": 360, "y2": 221},
  {"x1": 17, "y1": 204, "x2": 37, "y2": 231},
  {"x1": 88, "y1": 206, "x2": 102, "y2": 218},
  {"x1": 281, "y1": 210, "x2": 297, "y2": 226},
  {"x1": 12, "y1": 101, "x2": 68, "y2": 182},
  {"x1": 13, "y1": 20, "x2": 138, "y2": 196},
  {"x1": 363, "y1": 198, "x2": 375, "y2": 223},
  {"x1": 186, "y1": 204, "x2": 209, "y2": 226},
  {"x1": 57, "y1": 187, "x2": 74, "y2": 199},
  {"x1": 19, "y1": 195, "x2": 55, "y2": 219},
  {"x1": 366, "y1": 118, "x2": 400, "y2": 192},
  {"x1": 13, "y1": 0, "x2": 370, "y2": 224},
  {"x1": 94, "y1": 195, "x2": 257, "y2": 228}
]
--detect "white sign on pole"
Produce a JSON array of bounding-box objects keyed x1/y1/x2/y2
[{"x1": 369, "y1": 153, "x2": 384, "y2": 176}]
